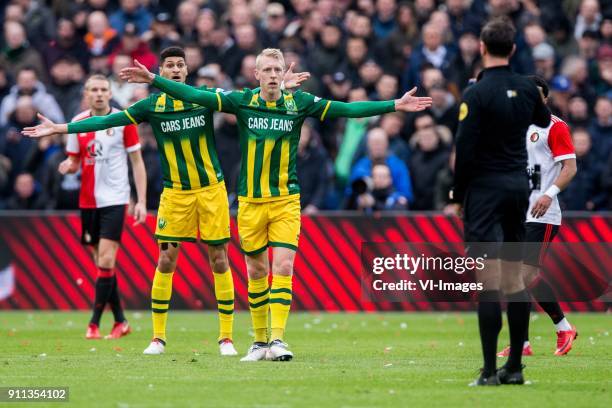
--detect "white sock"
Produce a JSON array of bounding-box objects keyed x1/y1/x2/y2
[
  {"x1": 523, "y1": 340, "x2": 530, "y2": 348},
  {"x1": 555, "y1": 317, "x2": 572, "y2": 332}
]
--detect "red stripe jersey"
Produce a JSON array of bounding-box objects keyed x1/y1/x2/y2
[
  {"x1": 66, "y1": 108, "x2": 141, "y2": 208},
  {"x1": 526, "y1": 115, "x2": 576, "y2": 225}
]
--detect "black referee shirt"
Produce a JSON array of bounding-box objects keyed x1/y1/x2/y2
[{"x1": 453, "y1": 65, "x2": 551, "y2": 202}]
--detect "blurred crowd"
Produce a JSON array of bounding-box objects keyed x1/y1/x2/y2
[{"x1": 0, "y1": 0, "x2": 611, "y2": 213}]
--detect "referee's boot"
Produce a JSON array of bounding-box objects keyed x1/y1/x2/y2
[
  {"x1": 469, "y1": 371, "x2": 500, "y2": 386},
  {"x1": 496, "y1": 364, "x2": 525, "y2": 385}
]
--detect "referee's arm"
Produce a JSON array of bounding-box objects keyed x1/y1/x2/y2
[{"x1": 453, "y1": 89, "x2": 481, "y2": 204}]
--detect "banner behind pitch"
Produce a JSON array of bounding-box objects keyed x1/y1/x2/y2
[{"x1": 0, "y1": 213, "x2": 610, "y2": 311}]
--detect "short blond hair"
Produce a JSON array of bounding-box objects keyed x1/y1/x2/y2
[
  {"x1": 84, "y1": 74, "x2": 110, "y2": 89},
  {"x1": 255, "y1": 48, "x2": 285, "y2": 69}
]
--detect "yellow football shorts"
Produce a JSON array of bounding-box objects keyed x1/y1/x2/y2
[
  {"x1": 237, "y1": 194, "x2": 301, "y2": 255},
  {"x1": 155, "y1": 181, "x2": 230, "y2": 245}
]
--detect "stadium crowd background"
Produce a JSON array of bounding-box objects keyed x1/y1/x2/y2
[{"x1": 0, "y1": 0, "x2": 611, "y2": 213}]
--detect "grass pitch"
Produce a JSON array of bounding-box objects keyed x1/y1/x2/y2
[{"x1": 1, "y1": 311, "x2": 610, "y2": 408}]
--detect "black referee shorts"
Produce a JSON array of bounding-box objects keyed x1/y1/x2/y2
[
  {"x1": 522, "y1": 222, "x2": 559, "y2": 267},
  {"x1": 80, "y1": 205, "x2": 126, "y2": 246},
  {"x1": 463, "y1": 173, "x2": 529, "y2": 261}
]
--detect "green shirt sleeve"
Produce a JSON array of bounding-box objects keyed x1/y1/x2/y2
[
  {"x1": 67, "y1": 111, "x2": 133, "y2": 134},
  {"x1": 299, "y1": 91, "x2": 395, "y2": 120},
  {"x1": 152, "y1": 75, "x2": 230, "y2": 112}
]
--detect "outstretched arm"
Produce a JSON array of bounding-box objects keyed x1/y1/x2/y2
[
  {"x1": 119, "y1": 59, "x2": 221, "y2": 110},
  {"x1": 322, "y1": 87, "x2": 432, "y2": 120},
  {"x1": 22, "y1": 112, "x2": 133, "y2": 138}
]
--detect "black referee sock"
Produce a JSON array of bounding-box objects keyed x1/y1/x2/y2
[
  {"x1": 90, "y1": 277, "x2": 114, "y2": 326},
  {"x1": 477, "y1": 290, "x2": 502, "y2": 377},
  {"x1": 529, "y1": 277, "x2": 565, "y2": 324},
  {"x1": 108, "y1": 276, "x2": 126, "y2": 323},
  {"x1": 506, "y1": 289, "x2": 531, "y2": 372}
]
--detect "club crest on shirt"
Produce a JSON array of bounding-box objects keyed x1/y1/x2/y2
[
  {"x1": 106, "y1": 128, "x2": 115, "y2": 136},
  {"x1": 530, "y1": 132, "x2": 539, "y2": 142},
  {"x1": 285, "y1": 97, "x2": 297, "y2": 112}
]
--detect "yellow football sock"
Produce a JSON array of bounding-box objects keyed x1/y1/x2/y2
[
  {"x1": 151, "y1": 269, "x2": 173, "y2": 342},
  {"x1": 248, "y1": 276, "x2": 269, "y2": 343},
  {"x1": 213, "y1": 269, "x2": 234, "y2": 341},
  {"x1": 270, "y1": 274, "x2": 292, "y2": 341}
]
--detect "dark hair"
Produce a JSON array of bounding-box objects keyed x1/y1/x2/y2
[
  {"x1": 480, "y1": 17, "x2": 516, "y2": 57},
  {"x1": 160, "y1": 46, "x2": 185, "y2": 63},
  {"x1": 528, "y1": 75, "x2": 549, "y2": 98}
]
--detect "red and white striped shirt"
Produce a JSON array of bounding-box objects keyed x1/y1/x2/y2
[
  {"x1": 526, "y1": 115, "x2": 576, "y2": 225},
  {"x1": 66, "y1": 108, "x2": 141, "y2": 209}
]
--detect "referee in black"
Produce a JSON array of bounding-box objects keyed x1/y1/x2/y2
[{"x1": 453, "y1": 18, "x2": 551, "y2": 386}]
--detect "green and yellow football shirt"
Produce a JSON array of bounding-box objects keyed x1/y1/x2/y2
[{"x1": 67, "y1": 86, "x2": 223, "y2": 191}]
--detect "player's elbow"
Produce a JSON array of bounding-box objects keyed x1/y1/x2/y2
[{"x1": 563, "y1": 159, "x2": 578, "y2": 179}]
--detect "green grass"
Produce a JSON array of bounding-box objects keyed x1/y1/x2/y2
[{"x1": 1, "y1": 311, "x2": 610, "y2": 408}]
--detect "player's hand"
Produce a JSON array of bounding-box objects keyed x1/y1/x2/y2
[
  {"x1": 394, "y1": 87, "x2": 433, "y2": 112},
  {"x1": 444, "y1": 203, "x2": 463, "y2": 218},
  {"x1": 283, "y1": 62, "x2": 310, "y2": 89},
  {"x1": 22, "y1": 113, "x2": 60, "y2": 138},
  {"x1": 133, "y1": 202, "x2": 147, "y2": 226},
  {"x1": 58, "y1": 158, "x2": 74, "y2": 175},
  {"x1": 531, "y1": 194, "x2": 552, "y2": 218},
  {"x1": 119, "y1": 59, "x2": 155, "y2": 84}
]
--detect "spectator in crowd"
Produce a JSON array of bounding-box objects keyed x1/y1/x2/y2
[
  {"x1": 176, "y1": 0, "x2": 199, "y2": 42},
  {"x1": 560, "y1": 128, "x2": 606, "y2": 210},
  {"x1": 589, "y1": 95, "x2": 612, "y2": 159},
  {"x1": 402, "y1": 23, "x2": 454, "y2": 90},
  {"x1": 343, "y1": 37, "x2": 369, "y2": 84},
  {"x1": 43, "y1": 17, "x2": 90, "y2": 72},
  {"x1": 434, "y1": 148, "x2": 456, "y2": 214},
  {"x1": 427, "y1": 82, "x2": 459, "y2": 134},
  {"x1": 448, "y1": 29, "x2": 481, "y2": 91},
  {"x1": 0, "y1": 96, "x2": 38, "y2": 187},
  {"x1": 0, "y1": 67, "x2": 13, "y2": 101},
  {"x1": 0, "y1": 67, "x2": 64, "y2": 127},
  {"x1": 574, "y1": 0, "x2": 602, "y2": 40},
  {"x1": 109, "y1": 23, "x2": 158, "y2": 71},
  {"x1": 379, "y1": 112, "x2": 410, "y2": 164},
  {"x1": 562, "y1": 55, "x2": 598, "y2": 106},
  {"x1": 310, "y1": 22, "x2": 345, "y2": 77},
  {"x1": 224, "y1": 24, "x2": 261, "y2": 78},
  {"x1": 5, "y1": 172, "x2": 46, "y2": 210},
  {"x1": 183, "y1": 43, "x2": 205, "y2": 85},
  {"x1": 334, "y1": 87, "x2": 377, "y2": 187},
  {"x1": 567, "y1": 95, "x2": 591, "y2": 128},
  {"x1": 532, "y1": 42, "x2": 556, "y2": 82},
  {"x1": 352, "y1": 163, "x2": 408, "y2": 212},
  {"x1": 446, "y1": 0, "x2": 480, "y2": 41},
  {"x1": 372, "y1": 0, "x2": 397, "y2": 40},
  {"x1": 349, "y1": 127, "x2": 413, "y2": 205},
  {"x1": 109, "y1": 0, "x2": 153, "y2": 36},
  {"x1": 109, "y1": 53, "x2": 147, "y2": 108},
  {"x1": 548, "y1": 75, "x2": 573, "y2": 118},
  {"x1": 261, "y1": 3, "x2": 288, "y2": 48},
  {"x1": 143, "y1": 12, "x2": 181, "y2": 55},
  {"x1": 382, "y1": 2, "x2": 418, "y2": 76},
  {"x1": 408, "y1": 126, "x2": 450, "y2": 210},
  {"x1": 47, "y1": 57, "x2": 85, "y2": 121},
  {"x1": 85, "y1": 11, "x2": 120, "y2": 58},
  {"x1": 593, "y1": 44, "x2": 612, "y2": 94},
  {"x1": 235, "y1": 55, "x2": 258, "y2": 89},
  {"x1": 39, "y1": 134, "x2": 80, "y2": 210},
  {"x1": 297, "y1": 120, "x2": 330, "y2": 214},
  {"x1": 0, "y1": 21, "x2": 47, "y2": 83},
  {"x1": 16, "y1": 0, "x2": 56, "y2": 48}
]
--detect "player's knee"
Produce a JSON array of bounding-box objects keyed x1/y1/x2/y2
[
  {"x1": 97, "y1": 253, "x2": 116, "y2": 269},
  {"x1": 158, "y1": 244, "x2": 179, "y2": 272},
  {"x1": 273, "y1": 258, "x2": 294, "y2": 276},
  {"x1": 522, "y1": 267, "x2": 539, "y2": 288},
  {"x1": 501, "y1": 274, "x2": 525, "y2": 294},
  {"x1": 208, "y1": 245, "x2": 229, "y2": 273}
]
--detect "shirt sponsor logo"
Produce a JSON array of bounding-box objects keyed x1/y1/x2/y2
[
  {"x1": 248, "y1": 117, "x2": 293, "y2": 131},
  {"x1": 160, "y1": 115, "x2": 207, "y2": 132}
]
